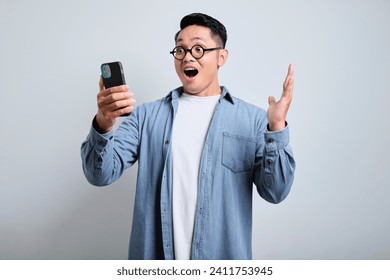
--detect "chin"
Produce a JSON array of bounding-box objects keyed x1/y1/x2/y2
[
  {"x1": 182, "y1": 85, "x2": 202, "y2": 95},
  {"x1": 181, "y1": 81, "x2": 200, "y2": 94}
]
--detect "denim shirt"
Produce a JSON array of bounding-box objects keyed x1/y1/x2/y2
[{"x1": 81, "y1": 86, "x2": 295, "y2": 260}]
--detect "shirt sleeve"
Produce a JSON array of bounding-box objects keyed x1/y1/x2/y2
[
  {"x1": 80, "y1": 114, "x2": 139, "y2": 186},
  {"x1": 254, "y1": 123, "x2": 296, "y2": 203}
]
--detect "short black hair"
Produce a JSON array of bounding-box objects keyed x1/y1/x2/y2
[{"x1": 174, "y1": 13, "x2": 227, "y2": 48}]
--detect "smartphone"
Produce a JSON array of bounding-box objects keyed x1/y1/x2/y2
[{"x1": 100, "y1": 61, "x2": 130, "y2": 116}]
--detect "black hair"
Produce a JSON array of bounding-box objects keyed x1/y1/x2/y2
[{"x1": 174, "y1": 13, "x2": 227, "y2": 48}]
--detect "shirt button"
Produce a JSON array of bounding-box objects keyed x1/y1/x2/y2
[
  {"x1": 267, "y1": 159, "x2": 273, "y2": 165},
  {"x1": 267, "y1": 138, "x2": 274, "y2": 143},
  {"x1": 165, "y1": 140, "x2": 170, "y2": 144}
]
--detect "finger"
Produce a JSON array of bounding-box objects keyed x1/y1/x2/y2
[
  {"x1": 107, "y1": 84, "x2": 129, "y2": 93},
  {"x1": 106, "y1": 98, "x2": 134, "y2": 112},
  {"x1": 282, "y1": 77, "x2": 294, "y2": 102},
  {"x1": 283, "y1": 74, "x2": 294, "y2": 92},
  {"x1": 98, "y1": 92, "x2": 129, "y2": 112},
  {"x1": 99, "y1": 75, "x2": 105, "y2": 92},
  {"x1": 268, "y1": 96, "x2": 276, "y2": 106},
  {"x1": 100, "y1": 101, "x2": 133, "y2": 119},
  {"x1": 282, "y1": 65, "x2": 294, "y2": 99},
  {"x1": 113, "y1": 105, "x2": 135, "y2": 117},
  {"x1": 100, "y1": 84, "x2": 130, "y2": 98},
  {"x1": 101, "y1": 91, "x2": 133, "y2": 108},
  {"x1": 285, "y1": 64, "x2": 294, "y2": 81},
  {"x1": 288, "y1": 64, "x2": 294, "y2": 76},
  {"x1": 283, "y1": 64, "x2": 294, "y2": 89}
]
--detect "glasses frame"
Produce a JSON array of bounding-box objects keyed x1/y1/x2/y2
[{"x1": 170, "y1": 45, "x2": 222, "y2": 60}]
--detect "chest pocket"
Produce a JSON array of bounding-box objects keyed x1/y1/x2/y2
[{"x1": 222, "y1": 132, "x2": 256, "y2": 173}]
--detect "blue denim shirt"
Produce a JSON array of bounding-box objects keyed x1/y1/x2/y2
[{"x1": 81, "y1": 86, "x2": 295, "y2": 260}]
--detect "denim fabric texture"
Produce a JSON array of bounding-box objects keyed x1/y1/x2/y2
[{"x1": 81, "y1": 86, "x2": 295, "y2": 259}]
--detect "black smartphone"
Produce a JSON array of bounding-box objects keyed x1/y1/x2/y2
[{"x1": 100, "y1": 61, "x2": 130, "y2": 116}]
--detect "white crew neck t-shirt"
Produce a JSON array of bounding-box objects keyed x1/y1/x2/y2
[{"x1": 171, "y1": 92, "x2": 220, "y2": 260}]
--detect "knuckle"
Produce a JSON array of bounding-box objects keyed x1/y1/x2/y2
[
  {"x1": 121, "y1": 85, "x2": 129, "y2": 91},
  {"x1": 114, "y1": 101, "x2": 121, "y2": 108},
  {"x1": 116, "y1": 110, "x2": 123, "y2": 117}
]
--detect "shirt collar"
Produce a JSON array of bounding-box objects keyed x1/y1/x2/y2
[{"x1": 166, "y1": 86, "x2": 234, "y2": 104}]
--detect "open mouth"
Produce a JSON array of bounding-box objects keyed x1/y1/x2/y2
[{"x1": 184, "y1": 68, "x2": 199, "y2": 78}]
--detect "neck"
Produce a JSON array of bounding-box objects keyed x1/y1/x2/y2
[{"x1": 184, "y1": 82, "x2": 222, "y2": 97}]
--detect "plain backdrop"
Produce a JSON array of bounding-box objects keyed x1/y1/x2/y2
[{"x1": 1, "y1": 0, "x2": 389, "y2": 260}]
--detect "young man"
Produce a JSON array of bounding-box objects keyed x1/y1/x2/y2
[{"x1": 81, "y1": 13, "x2": 295, "y2": 260}]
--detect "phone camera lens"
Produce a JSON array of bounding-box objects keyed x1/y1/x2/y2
[{"x1": 101, "y1": 64, "x2": 111, "y2": 78}]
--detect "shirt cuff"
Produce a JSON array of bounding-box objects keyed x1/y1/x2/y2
[
  {"x1": 88, "y1": 120, "x2": 114, "y2": 152},
  {"x1": 264, "y1": 123, "x2": 290, "y2": 152}
]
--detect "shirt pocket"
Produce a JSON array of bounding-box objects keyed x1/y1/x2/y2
[{"x1": 222, "y1": 132, "x2": 256, "y2": 173}]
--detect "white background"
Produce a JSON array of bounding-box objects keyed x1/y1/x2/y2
[{"x1": 1, "y1": 0, "x2": 389, "y2": 259}]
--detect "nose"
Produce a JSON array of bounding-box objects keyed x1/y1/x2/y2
[{"x1": 183, "y1": 49, "x2": 195, "y2": 63}]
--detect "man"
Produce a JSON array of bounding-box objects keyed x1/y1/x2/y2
[{"x1": 81, "y1": 13, "x2": 295, "y2": 260}]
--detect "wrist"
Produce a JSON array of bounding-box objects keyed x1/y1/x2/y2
[
  {"x1": 268, "y1": 121, "x2": 287, "y2": 131},
  {"x1": 94, "y1": 113, "x2": 114, "y2": 134}
]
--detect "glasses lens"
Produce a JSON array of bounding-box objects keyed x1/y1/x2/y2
[
  {"x1": 171, "y1": 45, "x2": 208, "y2": 60},
  {"x1": 173, "y1": 47, "x2": 185, "y2": 60},
  {"x1": 191, "y1": 45, "x2": 204, "y2": 59}
]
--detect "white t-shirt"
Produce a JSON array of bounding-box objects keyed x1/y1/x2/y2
[{"x1": 171, "y1": 93, "x2": 220, "y2": 260}]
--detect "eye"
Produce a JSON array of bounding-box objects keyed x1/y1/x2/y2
[
  {"x1": 193, "y1": 45, "x2": 204, "y2": 54},
  {"x1": 175, "y1": 47, "x2": 185, "y2": 54}
]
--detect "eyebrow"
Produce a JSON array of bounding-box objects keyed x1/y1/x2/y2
[{"x1": 176, "y1": 36, "x2": 206, "y2": 43}]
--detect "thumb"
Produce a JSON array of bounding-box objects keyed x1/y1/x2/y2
[
  {"x1": 268, "y1": 96, "x2": 276, "y2": 106},
  {"x1": 99, "y1": 75, "x2": 105, "y2": 92}
]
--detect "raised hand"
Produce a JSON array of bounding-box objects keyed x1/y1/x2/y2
[
  {"x1": 267, "y1": 64, "x2": 294, "y2": 131},
  {"x1": 95, "y1": 76, "x2": 136, "y2": 133}
]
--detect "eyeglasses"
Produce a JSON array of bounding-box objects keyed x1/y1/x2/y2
[{"x1": 170, "y1": 45, "x2": 222, "y2": 60}]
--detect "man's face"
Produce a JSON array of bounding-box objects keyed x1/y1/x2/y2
[{"x1": 174, "y1": 25, "x2": 227, "y2": 96}]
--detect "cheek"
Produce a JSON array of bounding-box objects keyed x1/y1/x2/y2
[
  {"x1": 174, "y1": 61, "x2": 183, "y2": 76},
  {"x1": 200, "y1": 55, "x2": 219, "y2": 71},
  {"x1": 199, "y1": 61, "x2": 218, "y2": 76}
]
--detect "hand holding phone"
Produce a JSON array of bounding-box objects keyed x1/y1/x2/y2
[
  {"x1": 101, "y1": 61, "x2": 131, "y2": 117},
  {"x1": 95, "y1": 61, "x2": 136, "y2": 133}
]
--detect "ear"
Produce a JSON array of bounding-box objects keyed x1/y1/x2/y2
[{"x1": 218, "y1": 48, "x2": 228, "y2": 67}]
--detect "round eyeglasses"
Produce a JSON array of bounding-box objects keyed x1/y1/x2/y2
[{"x1": 170, "y1": 45, "x2": 222, "y2": 60}]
